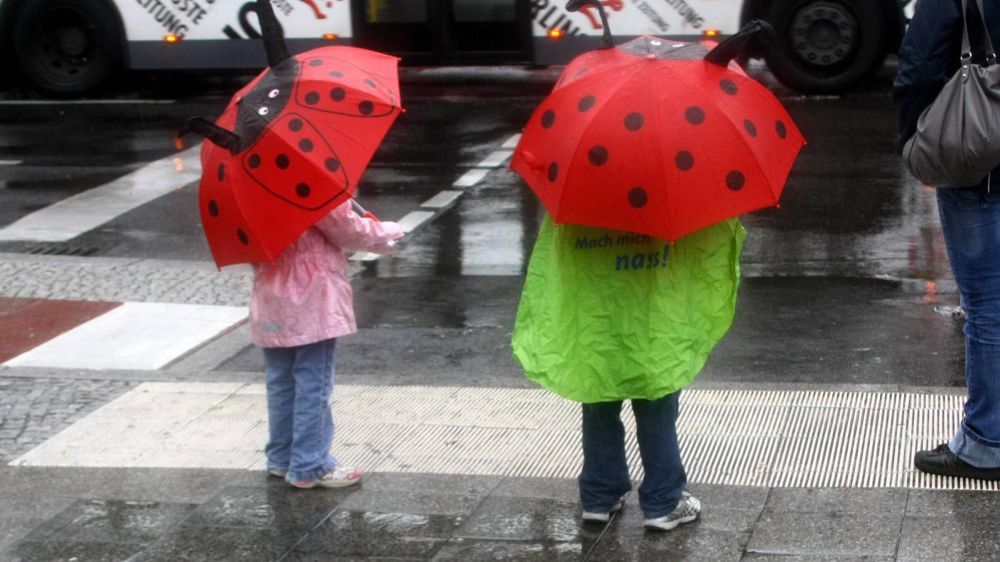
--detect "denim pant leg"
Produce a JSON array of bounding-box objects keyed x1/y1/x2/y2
[
  {"x1": 580, "y1": 401, "x2": 633, "y2": 512},
  {"x1": 937, "y1": 188, "x2": 1000, "y2": 468},
  {"x1": 287, "y1": 339, "x2": 338, "y2": 482},
  {"x1": 632, "y1": 391, "x2": 686, "y2": 519},
  {"x1": 263, "y1": 346, "x2": 296, "y2": 471}
]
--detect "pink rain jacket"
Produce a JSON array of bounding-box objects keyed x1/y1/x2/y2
[{"x1": 250, "y1": 201, "x2": 403, "y2": 348}]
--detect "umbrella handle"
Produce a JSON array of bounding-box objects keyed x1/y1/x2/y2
[
  {"x1": 704, "y1": 20, "x2": 775, "y2": 67},
  {"x1": 566, "y1": 0, "x2": 614, "y2": 49},
  {"x1": 351, "y1": 199, "x2": 380, "y2": 222}
]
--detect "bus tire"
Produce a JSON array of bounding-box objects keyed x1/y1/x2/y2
[
  {"x1": 13, "y1": 0, "x2": 123, "y2": 96},
  {"x1": 763, "y1": 0, "x2": 886, "y2": 94}
]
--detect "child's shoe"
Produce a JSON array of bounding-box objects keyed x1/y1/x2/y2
[
  {"x1": 643, "y1": 492, "x2": 701, "y2": 531},
  {"x1": 581, "y1": 495, "x2": 626, "y2": 523},
  {"x1": 289, "y1": 465, "x2": 363, "y2": 489}
]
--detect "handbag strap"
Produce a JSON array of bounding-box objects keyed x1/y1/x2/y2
[{"x1": 961, "y1": 0, "x2": 997, "y2": 64}]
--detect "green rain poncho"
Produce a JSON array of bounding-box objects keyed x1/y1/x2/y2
[{"x1": 512, "y1": 216, "x2": 746, "y2": 403}]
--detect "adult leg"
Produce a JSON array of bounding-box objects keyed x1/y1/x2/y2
[
  {"x1": 632, "y1": 391, "x2": 687, "y2": 518},
  {"x1": 263, "y1": 346, "x2": 296, "y2": 473},
  {"x1": 580, "y1": 401, "x2": 632, "y2": 513},
  {"x1": 935, "y1": 189, "x2": 1000, "y2": 469},
  {"x1": 286, "y1": 338, "x2": 338, "y2": 483}
]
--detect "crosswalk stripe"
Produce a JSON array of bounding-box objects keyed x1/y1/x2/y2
[
  {"x1": 2, "y1": 302, "x2": 247, "y2": 371},
  {"x1": 0, "y1": 146, "x2": 202, "y2": 242}
]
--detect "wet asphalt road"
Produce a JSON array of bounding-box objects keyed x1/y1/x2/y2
[{"x1": 0, "y1": 61, "x2": 967, "y2": 389}]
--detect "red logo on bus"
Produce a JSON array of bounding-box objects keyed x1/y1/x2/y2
[
  {"x1": 300, "y1": 0, "x2": 332, "y2": 20},
  {"x1": 579, "y1": 0, "x2": 623, "y2": 30}
]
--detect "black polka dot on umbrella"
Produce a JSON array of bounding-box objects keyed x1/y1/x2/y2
[
  {"x1": 726, "y1": 171, "x2": 746, "y2": 191},
  {"x1": 325, "y1": 158, "x2": 341, "y2": 172},
  {"x1": 248, "y1": 154, "x2": 262, "y2": 168},
  {"x1": 208, "y1": 200, "x2": 219, "y2": 217},
  {"x1": 276, "y1": 154, "x2": 290, "y2": 170},
  {"x1": 364, "y1": 79, "x2": 376, "y2": 88},
  {"x1": 359, "y1": 101, "x2": 375, "y2": 115},
  {"x1": 588, "y1": 146, "x2": 608, "y2": 166},
  {"x1": 578, "y1": 95, "x2": 596, "y2": 112},
  {"x1": 217, "y1": 164, "x2": 225, "y2": 181},
  {"x1": 675, "y1": 151, "x2": 694, "y2": 171},
  {"x1": 309, "y1": 59, "x2": 324, "y2": 67},
  {"x1": 300, "y1": 139, "x2": 314, "y2": 152},
  {"x1": 744, "y1": 119, "x2": 758, "y2": 137},
  {"x1": 305, "y1": 92, "x2": 320, "y2": 105},
  {"x1": 685, "y1": 107, "x2": 706, "y2": 125},
  {"x1": 296, "y1": 183, "x2": 311, "y2": 198},
  {"x1": 624, "y1": 113, "x2": 644, "y2": 131},
  {"x1": 628, "y1": 187, "x2": 648, "y2": 208},
  {"x1": 720, "y1": 79, "x2": 738, "y2": 95},
  {"x1": 548, "y1": 162, "x2": 559, "y2": 182},
  {"x1": 776, "y1": 120, "x2": 788, "y2": 139},
  {"x1": 289, "y1": 119, "x2": 304, "y2": 132},
  {"x1": 330, "y1": 87, "x2": 346, "y2": 101},
  {"x1": 541, "y1": 109, "x2": 556, "y2": 129},
  {"x1": 329, "y1": 70, "x2": 344, "y2": 78},
  {"x1": 237, "y1": 228, "x2": 249, "y2": 245}
]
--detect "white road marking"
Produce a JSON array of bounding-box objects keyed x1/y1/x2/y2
[
  {"x1": 478, "y1": 149, "x2": 514, "y2": 169},
  {"x1": 353, "y1": 136, "x2": 516, "y2": 263},
  {"x1": 0, "y1": 160, "x2": 21, "y2": 166},
  {"x1": 452, "y1": 168, "x2": 490, "y2": 188},
  {"x1": 0, "y1": 146, "x2": 202, "y2": 242},
  {"x1": 502, "y1": 134, "x2": 521, "y2": 148},
  {"x1": 2, "y1": 302, "x2": 247, "y2": 371},
  {"x1": 397, "y1": 210, "x2": 436, "y2": 233},
  {"x1": 11, "y1": 384, "x2": 991, "y2": 492},
  {"x1": 420, "y1": 190, "x2": 463, "y2": 210}
]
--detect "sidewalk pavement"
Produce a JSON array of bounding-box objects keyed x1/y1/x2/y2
[{"x1": 2, "y1": 254, "x2": 1000, "y2": 561}]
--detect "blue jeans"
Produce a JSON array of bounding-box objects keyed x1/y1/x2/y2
[
  {"x1": 937, "y1": 188, "x2": 1000, "y2": 468},
  {"x1": 580, "y1": 391, "x2": 686, "y2": 519},
  {"x1": 262, "y1": 338, "x2": 338, "y2": 482}
]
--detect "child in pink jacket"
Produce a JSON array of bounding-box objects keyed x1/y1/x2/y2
[{"x1": 251, "y1": 200, "x2": 402, "y2": 488}]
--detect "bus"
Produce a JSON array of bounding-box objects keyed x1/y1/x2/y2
[{"x1": 0, "y1": 0, "x2": 909, "y2": 96}]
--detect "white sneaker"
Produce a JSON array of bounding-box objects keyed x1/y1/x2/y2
[
  {"x1": 581, "y1": 496, "x2": 626, "y2": 523},
  {"x1": 643, "y1": 492, "x2": 701, "y2": 531},
  {"x1": 289, "y1": 466, "x2": 363, "y2": 489},
  {"x1": 267, "y1": 468, "x2": 287, "y2": 478}
]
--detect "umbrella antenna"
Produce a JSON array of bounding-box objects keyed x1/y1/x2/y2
[
  {"x1": 566, "y1": 0, "x2": 614, "y2": 49},
  {"x1": 179, "y1": 117, "x2": 243, "y2": 155},
  {"x1": 705, "y1": 20, "x2": 774, "y2": 66},
  {"x1": 255, "y1": 0, "x2": 291, "y2": 67}
]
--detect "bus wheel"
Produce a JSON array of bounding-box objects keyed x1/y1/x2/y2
[
  {"x1": 13, "y1": 0, "x2": 123, "y2": 96},
  {"x1": 764, "y1": 0, "x2": 885, "y2": 94}
]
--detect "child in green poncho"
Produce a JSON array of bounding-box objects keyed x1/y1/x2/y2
[{"x1": 512, "y1": 215, "x2": 745, "y2": 531}]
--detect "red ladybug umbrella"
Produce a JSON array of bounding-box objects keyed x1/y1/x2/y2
[
  {"x1": 511, "y1": 3, "x2": 804, "y2": 242},
  {"x1": 180, "y1": 0, "x2": 401, "y2": 268}
]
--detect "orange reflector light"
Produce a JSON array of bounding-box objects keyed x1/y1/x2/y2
[
  {"x1": 164, "y1": 34, "x2": 181, "y2": 44},
  {"x1": 703, "y1": 28, "x2": 721, "y2": 39},
  {"x1": 548, "y1": 28, "x2": 565, "y2": 40},
  {"x1": 322, "y1": 33, "x2": 339, "y2": 41}
]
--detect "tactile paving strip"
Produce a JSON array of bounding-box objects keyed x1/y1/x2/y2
[{"x1": 10, "y1": 383, "x2": 996, "y2": 491}]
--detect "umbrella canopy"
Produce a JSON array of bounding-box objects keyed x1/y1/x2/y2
[
  {"x1": 511, "y1": 17, "x2": 804, "y2": 242},
  {"x1": 181, "y1": 0, "x2": 401, "y2": 267}
]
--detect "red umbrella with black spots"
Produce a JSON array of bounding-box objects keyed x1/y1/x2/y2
[
  {"x1": 511, "y1": 1, "x2": 804, "y2": 242},
  {"x1": 179, "y1": 0, "x2": 401, "y2": 268}
]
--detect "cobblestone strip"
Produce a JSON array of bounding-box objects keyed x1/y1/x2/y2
[
  {"x1": 0, "y1": 376, "x2": 136, "y2": 463},
  {"x1": 0, "y1": 254, "x2": 252, "y2": 307}
]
